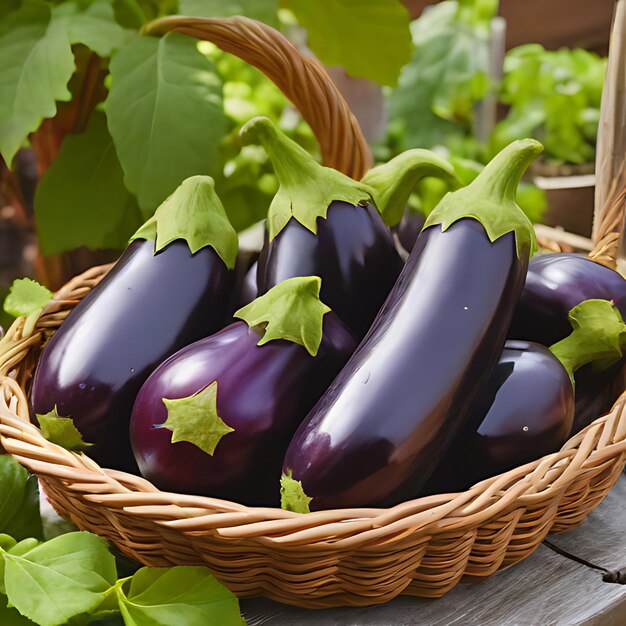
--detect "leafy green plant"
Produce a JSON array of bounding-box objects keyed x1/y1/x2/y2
[
  {"x1": 490, "y1": 44, "x2": 606, "y2": 164},
  {"x1": 385, "y1": 0, "x2": 497, "y2": 155},
  {"x1": 0, "y1": 454, "x2": 244, "y2": 625},
  {"x1": 0, "y1": 0, "x2": 412, "y2": 267}
]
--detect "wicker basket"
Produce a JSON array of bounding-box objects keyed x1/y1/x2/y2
[{"x1": 1, "y1": 15, "x2": 626, "y2": 610}]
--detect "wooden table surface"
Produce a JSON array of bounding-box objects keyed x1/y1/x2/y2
[{"x1": 241, "y1": 475, "x2": 626, "y2": 626}]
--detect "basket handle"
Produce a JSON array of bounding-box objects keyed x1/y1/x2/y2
[
  {"x1": 142, "y1": 16, "x2": 372, "y2": 179},
  {"x1": 589, "y1": 0, "x2": 626, "y2": 269}
]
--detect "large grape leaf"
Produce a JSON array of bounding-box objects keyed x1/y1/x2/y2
[
  {"x1": 35, "y1": 112, "x2": 141, "y2": 254},
  {"x1": 106, "y1": 32, "x2": 228, "y2": 216},
  {"x1": 0, "y1": 1, "x2": 74, "y2": 165},
  {"x1": 288, "y1": 0, "x2": 411, "y2": 87},
  {"x1": 179, "y1": 0, "x2": 278, "y2": 26}
]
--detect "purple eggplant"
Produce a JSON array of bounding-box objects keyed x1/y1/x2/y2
[
  {"x1": 508, "y1": 253, "x2": 626, "y2": 433},
  {"x1": 237, "y1": 261, "x2": 258, "y2": 308},
  {"x1": 572, "y1": 360, "x2": 626, "y2": 435},
  {"x1": 509, "y1": 253, "x2": 626, "y2": 345},
  {"x1": 282, "y1": 140, "x2": 542, "y2": 511},
  {"x1": 130, "y1": 277, "x2": 356, "y2": 505},
  {"x1": 31, "y1": 177, "x2": 238, "y2": 471},
  {"x1": 425, "y1": 341, "x2": 573, "y2": 493},
  {"x1": 393, "y1": 208, "x2": 426, "y2": 254},
  {"x1": 428, "y1": 299, "x2": 626, "y2": 492},
  {"x1": 242, "y1": 117, "x2": 455, "y2": 339}
]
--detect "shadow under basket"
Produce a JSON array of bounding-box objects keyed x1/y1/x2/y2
[{"x1": 1, "y1": 14, "x2": 626, "y2": 610}]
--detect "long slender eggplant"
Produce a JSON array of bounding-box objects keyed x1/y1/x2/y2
[
  {"x1": 130, "y1": 277, "x2": 356, "y2": 505},
  {"x1": 508, "y1": 253, "x2": 626, "y2": 434},
  {"x1": 31, "y1": 177, "x2": 238, "y2": 471},
  {"x1": 282, "y1": 140, "x2": 543, "y2": 511},
  {"x1": 242, "y1": 117, "x2": 455, "y2": 339},
  {"x1": 427, "y1": 299, "x2": 626, "y2": 492}
]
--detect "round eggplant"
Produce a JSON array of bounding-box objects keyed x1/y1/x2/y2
[
  {"x1": 428, "y1": 299, "x2": 626, "y2": 493},
  {"x1": 426, "y1": 341, "x2": 573, "y2": 493},
  {"x1": 509, "y1": 253, "x2": 626, "y2": 345},
  {"x1": 31, "y1": 177, "x2": 238, "y2": 471},
  {"x1": 130, "y1": 278, "x2": 356, "y2": 505},
  {"x1": 508, "y1": 253, "x2": 626, "y2": 434},
  {"x1": 282, "y1": 140, "x2": 542, "y2": 510}
]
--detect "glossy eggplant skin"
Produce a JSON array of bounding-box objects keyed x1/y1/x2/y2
[
  {"x1": 130, "y1": 316, "x2": 356, "y2": 506},
  {"x1": 508, "y1": 253, "x2": 626, "y2": 435},
  {"x1": 426, "y1": 341, "x2": 573, "y2": 493},
  {"x1": 256, "y1": 201, "x2": 403, "y2": 339},
  {"x1": 31, "y1": 239, "x2": 233, "y2": 472},
  {"x1": 393, "y1": 208, "x2": 426, "y2": 254},
  {"x1": 572, "y1": 361, "x2": 626, "y2": 435},
  {"x1": 509, "y1": 253, "x2": 626, "y2": 346},
  {"x1": 284, "y1": 219, "x2": 528, "y2": 510},
  {"x1": 237, "y1": 261, "x2": 258, "y2": 309}
]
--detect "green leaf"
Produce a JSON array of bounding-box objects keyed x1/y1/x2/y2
[
  {"x1": 37, "y1": 407, "x2": 93, "y2": 452},
  {"x1": 0, "y1": 0, "x2": 21, "y2": 22},
  {"x1": 162, "y1": 382, "x2": 234, "y2": 456},
  {"x1": 0, "y1": 1, "x2": 74, "y2": 165},
  {"x1": 235, "y1": 276, "x2": 331, "y2": 356},
  {"x1": 492, "y1": 44, "x2": 605, "y2": 164},
  {"x1": 425, "y1": 139, "x2": 542, "y2": 259},
  {"x1": 2, "y1": 532, "x2": 117, "y2": 626},
  {"x1": 0, "y1": 456, "x2": 43, "y2": 542},
  {"x1": 362, "y1": 149, "x2": 459, "y2": 226},
  {"x1": 388, "y1": 0, "x2": 492, "y2": 150},
  {"x1": 35, "y1": 112, "x2": 141, "y2": 254},
  {"x1": 280, "y1": 470, "x2": 311, "y2": 513},
  {"x1": 130, "y1": 175, "x2": 238, "y2": 268},
  {"x1": 288, "y1": 0, "x2": 411, "y2": 87},
  {"x1": 0, "y1": 593, "x2": 36, "y2": 626},
  {"x1": 179, "y1": 0, "x2": 278, "y2": 27},
  {"x1": 3, "y1": 278, "x2": 52, "y2": 318},
  {"x1": 116, "y1": 566, "x2": 244, "y2": 626},
  {"x1": 53, "y1": 0, "x2": 135, "y2": 58},
  {"x1": 240, "y1": 117, "x2": 373, "y2": 239},
  {"x1": 550, "y1": 300, "x2": 626, "y2": 385},
  {"x1": 107, "y1": 32, "x2": 228, "y2": 216}
]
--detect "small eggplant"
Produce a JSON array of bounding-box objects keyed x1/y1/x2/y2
[
  {"x1": 282, "y1": 140, "x2": 542, "y2": 511},
  {"x1": 243, "y1": 117, "x2": 455, "y2": 339},
  {"x1": 130, "y1": 277, "x2": 356, "y2": 505},
  {"x1": 31, "y1": 177, "x2": 238, "y2": 471},
  {"x1": 428, "y1": 299, "x2": 626, "y2": 492},
  {"x1": 509, "y1": 253, "x2": 626, "y2": 345},
  {"x1": 508, "y1": 253, "x2": 626, "y2": 434}
]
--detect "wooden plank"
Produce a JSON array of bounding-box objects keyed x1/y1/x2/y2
[
  {"x1": 241, "y1": 475, "x2": 626, "y2": 625},
  {"x1": 401, "y1": 0, "x2": 613, "y2": 52}
]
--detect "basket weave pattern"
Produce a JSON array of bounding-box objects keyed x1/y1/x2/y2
[
  {"x1": 1, "y1": 15, "x2": 625, "y2": 608},
  {"x1": 0, "y1": 266, "x2": 625, "y2": 607}
]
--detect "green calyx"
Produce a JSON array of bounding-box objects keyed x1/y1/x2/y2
[
  {"x1": 280, "y1": 470, "x2": 312, "y2": 514},
  {"x1": 130, "y1": 176, "x2": 238, "y2": 269},
  {"x1": 234, "y1": 276, "x2": 331, "y2": 357},
  {"x1": 240, "y1": 117, "x2": 374, "y2": 240},
  {"x1": 549, "y1": 299, "x2": 626, "y2": 386},
  {"x1": 36, "y1": 407, "x2": 92, "y2": 452},
  {"x1": 361, "y1": 149, "x2": 460, "y2": 227},
  {"x1": 162, "y1": 381, "x2": 234, "y2": 456},
  {"x1": 424, "y1": 139, "x2": 543, "y2": 259}
]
